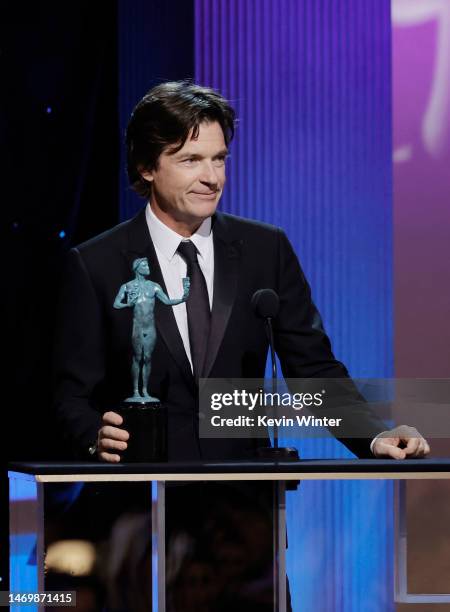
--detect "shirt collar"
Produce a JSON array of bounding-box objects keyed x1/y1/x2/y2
[{"x1": 145, "y1": 203, "x2": 213, "y2": 262}]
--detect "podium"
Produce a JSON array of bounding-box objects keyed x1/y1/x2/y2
[{"x1": 9, "y1": 459, "x2": 450, "y2": 611}]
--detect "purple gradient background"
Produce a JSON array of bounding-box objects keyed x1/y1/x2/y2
[
  {"x1": 393, "y1": 5, "x2": 450, "y2": 606},
  {"x1": 393, "y1": 8, "x2": 450, "y2": 377}
]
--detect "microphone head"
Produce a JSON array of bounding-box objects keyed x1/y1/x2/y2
[{"x1": 251, "y1": 289, "x2": 280, "y2": 319}]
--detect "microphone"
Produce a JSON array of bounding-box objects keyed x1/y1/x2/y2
[
  {"x1": 251, "y1": 288, "x2": 279, "y2": 320},
  {"x1": 252, "y1": 289, "x2": 279, "y2": 383},
  {"x1": 251, "y1": 289, "x2": 298, "y2": 461}
]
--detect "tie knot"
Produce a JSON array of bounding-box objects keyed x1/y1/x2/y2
[{"x1": 177, "y1": 240, "x2": 199, "y2": 264}]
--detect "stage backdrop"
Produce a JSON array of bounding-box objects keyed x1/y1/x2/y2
[
  {"x1": 195, "y1": 1, "x2": 393, "y2": 611},
  {"x1": 393, "y1": 1, "x2": 450, "y2": 607}
]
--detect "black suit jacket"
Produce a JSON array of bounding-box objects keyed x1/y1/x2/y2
[{"x1": 54, "y1": 207, "x2": 386, "y2": 460}]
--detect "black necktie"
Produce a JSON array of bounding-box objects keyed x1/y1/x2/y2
[{"x1": 177, "y1": 240, "x2": 211, "y2": 379}]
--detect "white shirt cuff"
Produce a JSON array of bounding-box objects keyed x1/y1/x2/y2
[{"x1": 370, "y1": 432, "x2": 387, "y2": 455}]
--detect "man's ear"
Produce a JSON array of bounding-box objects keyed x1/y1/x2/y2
[{"x1": 139, "y1": 166, "x2": 154, "y2": 182}]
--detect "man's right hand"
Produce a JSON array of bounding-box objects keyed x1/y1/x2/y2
[{"x1": 97, "y1": 411, "x2": 129, "y2": 462}]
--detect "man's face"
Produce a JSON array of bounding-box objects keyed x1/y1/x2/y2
[{"x1": 141, "y1": 121, "x2": 228, "y2": 227}]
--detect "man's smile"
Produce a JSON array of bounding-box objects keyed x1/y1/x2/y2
[{"x1": 189, "y1": 191, "x2": 218, "y2": 199}]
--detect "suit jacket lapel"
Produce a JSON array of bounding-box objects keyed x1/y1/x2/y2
[
  {"x1": 125, "y1": 208, "x2": 195, "y2": 391},
  {"x1": 203, "y1": 213, "x2": 241, "y2": 379}
]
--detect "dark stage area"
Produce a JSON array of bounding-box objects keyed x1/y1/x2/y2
[{"x1": 2, "y1": 0, "x2": 194, "y2": 589}]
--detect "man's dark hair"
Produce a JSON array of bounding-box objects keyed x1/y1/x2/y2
[{"x1": 126, "y1": 81, "x2": 236, "y2": 199}]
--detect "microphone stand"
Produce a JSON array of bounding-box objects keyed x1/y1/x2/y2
[
  {"x1": 257, "y1": 316, "x2": 298, "y2": 612},
  {"x1": 257, "y1": 315, "x2": 299, "y2": 461},
  {"x1": 267, "y1": 316, "x2": 279, "y2": 452},
  {"x1": 251, "y1": 289, "x2": 300, "y2": 610}
]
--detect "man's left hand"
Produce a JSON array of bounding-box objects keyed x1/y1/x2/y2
[{"x1": 372, "y1": 425, "x2": 430, "y2": 459}]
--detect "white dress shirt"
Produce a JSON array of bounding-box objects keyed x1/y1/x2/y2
[{"x1": 145, "y1": 203, "x2": 214, "y2": 372}]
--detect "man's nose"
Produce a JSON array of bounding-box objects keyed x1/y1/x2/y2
[{"x1": 199, "y1": 160, "x2": 220, "y2": 187}]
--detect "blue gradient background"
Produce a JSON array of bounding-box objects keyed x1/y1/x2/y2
[{"x1": 195, "y1": 1, "x2": 393, "y2": 610}]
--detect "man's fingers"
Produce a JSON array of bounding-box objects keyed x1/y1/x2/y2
[
  {"x1": 98, "y1": 438, "x2": 128, "y2": 452},
  {"x1": 100, "y1": 425, "x2": 129, "y2": 442},
  {"x1": 385, "y1": 444, "x2": 406, "y2": 460},
  {"x1": 97, "y1": 437, "x2": 127, "y2": 463},
  {"x1": 404, "y1": 437, "x2": 431, "y2": 457},
  {"x1": 102, "y1": 411, "x2": 123, "y2": 426},
  {"x1": 97, "y1": 411, "x2": 129, "y2": 463},
  {"x1": 375, "y1": 426, "x2": 431, "y2": 459},
  {"x1": 404, "y1": 437, "x2": 420, "y2": 455},
  {"x1": 418, "y1": 439, "x2": 431, "y2": 456},
  {"x1": 98, "y1": 451, "x2": 121, "y2": 463},
  {"x1": 374, "y1": 440, "x2": 406, "y2": 459}
]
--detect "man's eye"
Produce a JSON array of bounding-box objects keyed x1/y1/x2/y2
[{"x1": 182, "y1": 158, "x2": 197, "y2": 164}]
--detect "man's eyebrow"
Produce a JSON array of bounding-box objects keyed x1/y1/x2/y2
[{"x1": 173, "y1": 148, "x2": 229, "y2": 159}]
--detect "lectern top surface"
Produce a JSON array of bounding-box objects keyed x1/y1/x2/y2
[{"x1": 8, "y1": 458, "x2": 450, "y2": 476}]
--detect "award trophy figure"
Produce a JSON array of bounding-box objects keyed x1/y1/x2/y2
[{"x1": 113, "y1": 257, "x2": 190, "y2": 461}]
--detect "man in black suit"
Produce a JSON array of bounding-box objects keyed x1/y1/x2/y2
[
  {"x1": 53, "y1": 81, "x2": 430, "y2": 611},
  {"x1": 54, "y1": 81, "x2": 429, "y2": 464}
]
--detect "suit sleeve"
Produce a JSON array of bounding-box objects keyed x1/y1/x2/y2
[
  {"x1": 53, "y1": 248, "x2": 103, "y2": 459},
  {"x1": 273, "y1": 229, "x2": 387, "y2": 457}
]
